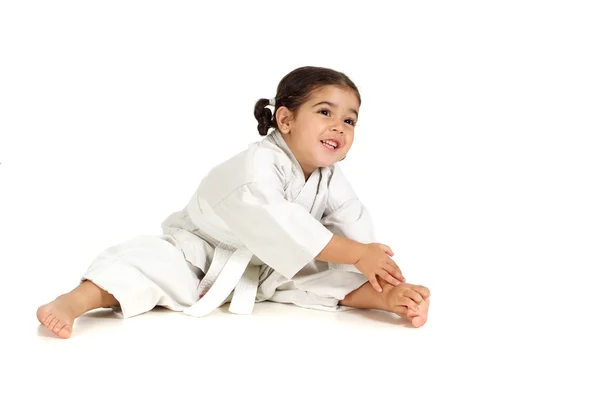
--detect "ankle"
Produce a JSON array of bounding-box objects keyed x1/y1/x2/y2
[
  {"x1": 62, "y1": 280, "x2": 116, "y2": 317},
  {"x1": 81, "y1": 280, "x2": 118, "y2": 308},
  {"x1": 55, "y1": 293, "x2": 83, "y2": 318}
]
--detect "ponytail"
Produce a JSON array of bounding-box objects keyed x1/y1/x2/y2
[{"x1": 253, "y1": 98, "x2": 275, "y2": 136}]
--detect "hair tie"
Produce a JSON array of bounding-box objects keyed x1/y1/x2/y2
[{"x1": 269, "y1": 97, "x2": 276, "y2": 107}]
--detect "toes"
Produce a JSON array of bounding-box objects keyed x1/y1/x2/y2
[
  {"x1": 47, "y1": 315, "x2": 59, "y2": 330},
  {"x1": 53, "y1": 320, "x2": 65, "y2": 334},
  {"x1": 410, "y1": 299, "x2": 429, "y2": 327},
  {"x1": 37, "y1": 303, "x2": 74, "y2": 338},
  {"x1": 56, "y1": 324, "x2": 72, "y2": 339},
  {"x1": 37, "y1": 306, "x2": 51, "y2": 325},
  {"x1": 412, "y1": 315, "x2": 427, "y2": 328},
  {"x1": 42, "y1": 312, "x2": 51, "y2": 324},
  {"x1": 406, "y1": 297, "x2": 429, "y2": 323},
  {"x1": 47, "y1": 316, "x2": 72, "y2": 338}
]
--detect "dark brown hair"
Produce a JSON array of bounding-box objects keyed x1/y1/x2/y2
[{"x1": 253, "y1": 66, "x2": 361, "y2": 136}]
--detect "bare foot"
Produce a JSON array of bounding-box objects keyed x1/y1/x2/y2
[
  {"x1": 37, "y1": 295, "x2": 76, "y2": 339},
  {"x1": 406, "y1": 296, "x2": 430, "y2": 328},
  {"x1": 383, "y1": 282, "x2": 430, "y2": 328},
  {"x1": 37, "y1": 280, "x2": 119, "y2": 338}
]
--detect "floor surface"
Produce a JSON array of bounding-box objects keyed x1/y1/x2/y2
[{"x1": 10, "y1": 287, "x2": 595, "y2": 400}]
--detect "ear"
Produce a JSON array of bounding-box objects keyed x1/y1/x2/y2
[{"x1": 275, "y1": 106, "x2": 294, "y2": 134}]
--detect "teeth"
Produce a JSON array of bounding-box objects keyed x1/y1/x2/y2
[{"x1": 321, "y1": 140, "x2": 338, "y2": 149}]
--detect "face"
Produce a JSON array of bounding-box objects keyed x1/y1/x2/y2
[{"x1": 275, "y1": 85, "x2": 360, "y2": 179}]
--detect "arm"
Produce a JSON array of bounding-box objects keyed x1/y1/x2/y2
[{"x1": 315, "y1": 234, "x2": 368, "y2": 265}]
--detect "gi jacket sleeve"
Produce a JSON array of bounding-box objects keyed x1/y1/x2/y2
[
  {"x1": 211, "y1": 152, "x2": 334, "y2": 280},
  {"x1": 320, "y1": 164, "x2": 376, "y2": 272}
]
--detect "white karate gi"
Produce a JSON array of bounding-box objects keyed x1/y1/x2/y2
[{"x1": 82, "y1": 129, "x2": 373, "y2": 318}]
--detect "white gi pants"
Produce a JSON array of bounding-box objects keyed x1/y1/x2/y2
[
  {"x1": 81, "y1": 233, "x2": 367, "y2": 318},
  {"x1": 82, "y1": 234, "x2": 208, "y2": 318}
]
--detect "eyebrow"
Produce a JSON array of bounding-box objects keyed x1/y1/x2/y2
[{"x1": 312, "y1": 101, "x2": 358, "y2": 118}]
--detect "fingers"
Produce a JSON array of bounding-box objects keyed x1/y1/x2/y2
[
  {"x1": 392, "y1": 305, "x2": 409, "y2": 316},
  {"x1": 377, "y1": 244, "x2": 405, "y2": 282},
  {"x1": 380, "y1": 244, "x2": 394, "y2": 257},
  {"x1": 413, "y1": 285, "x2": 430, "y2": 299},
  {"x1": 386, "y1": 256, "x2": 400, "y2": 271},
  {"x1": 404, "y1": 289, "x2": 424, "y2": 305},
  {"x1": 384, "y1": 264, "x2": 405, "y2": 282},
  {"x1": 384, "y1": 257, "x2": 405, "y2": 282},
  {"x1": 378, "y1": 270, "x2": 401, "y2": 286},
  {"x1": 369, "y1": 276, "x2": 383, "y2": 293},
  {"x1": 395, "y1": 297, "x2": 420, "y2": 312}
]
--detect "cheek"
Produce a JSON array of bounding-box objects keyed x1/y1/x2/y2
[{"x1": 345, "y1": 135, "x2": 355, "y2": 148}]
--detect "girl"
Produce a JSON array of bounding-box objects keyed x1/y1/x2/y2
[{"x1": 37, "y1": 66, "x2": 431, "y2": 339}]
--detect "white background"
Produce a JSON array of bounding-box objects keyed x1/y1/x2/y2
[{"x1": 1, "y1": 1, "x2": 599, "y2": 399}]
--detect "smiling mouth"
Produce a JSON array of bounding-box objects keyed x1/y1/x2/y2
[{"x1": 320, "y1": 139, "x2": 339, "y2": 150}]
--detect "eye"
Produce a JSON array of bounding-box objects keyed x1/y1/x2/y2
[
  {"x1": 345, "y1": 119, "x2": 356, "y2": 126},
  {"x1": 319, "y1": 109, "x2": 330, "y2": 116}
]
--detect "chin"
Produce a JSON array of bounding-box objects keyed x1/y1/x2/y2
[
  {"x1": 316, "y1": 158, "x2": 341, "y2": 168},
  {"x1": 314, "y1": 151, "x2": 346, "y2": 168}
]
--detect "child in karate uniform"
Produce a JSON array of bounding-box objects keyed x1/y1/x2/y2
[{"x1": 37, "y1": 66, "x2": 430, "y2": 339}]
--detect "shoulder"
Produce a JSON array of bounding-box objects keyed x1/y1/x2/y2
[
  {"x1": 196, "y1": 135, "x2": 293, "y2": 202},
  {"x1": 244, "y1": 138, "x2": 293, "y2": 184}
]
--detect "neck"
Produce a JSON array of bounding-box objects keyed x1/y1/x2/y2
[
  {"x1": 297, "y1": 158, "x2": 315, "y2": 181},
  {"x1": 280, "y1": 133, "x2": 316, "y2": 181},
  {"x1": 302, "y1": 167, "x2": 314, "y2": 181}
]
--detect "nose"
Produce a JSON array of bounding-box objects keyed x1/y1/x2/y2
[{"x1": 331, "y1": 122, "x2": 344, "y2": 135}]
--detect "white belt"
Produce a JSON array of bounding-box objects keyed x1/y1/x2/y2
[{"x1": 183, "y1": 244, "x2": 259, "y2": 317}]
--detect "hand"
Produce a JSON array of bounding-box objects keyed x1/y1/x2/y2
[
  {"x1": 383, "y1": 282, "x2": 430, "y2": 315},
  {"x1": 355, "y1": 243, "x2": 405, "y2": 292}
]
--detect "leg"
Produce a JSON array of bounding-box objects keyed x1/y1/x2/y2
[
  {"x1": 340, "y1": 278, "x2": 431, "y2": 327},
  {"x1": 37, "y1": 234, "x2": 207, "y2": 338}
]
